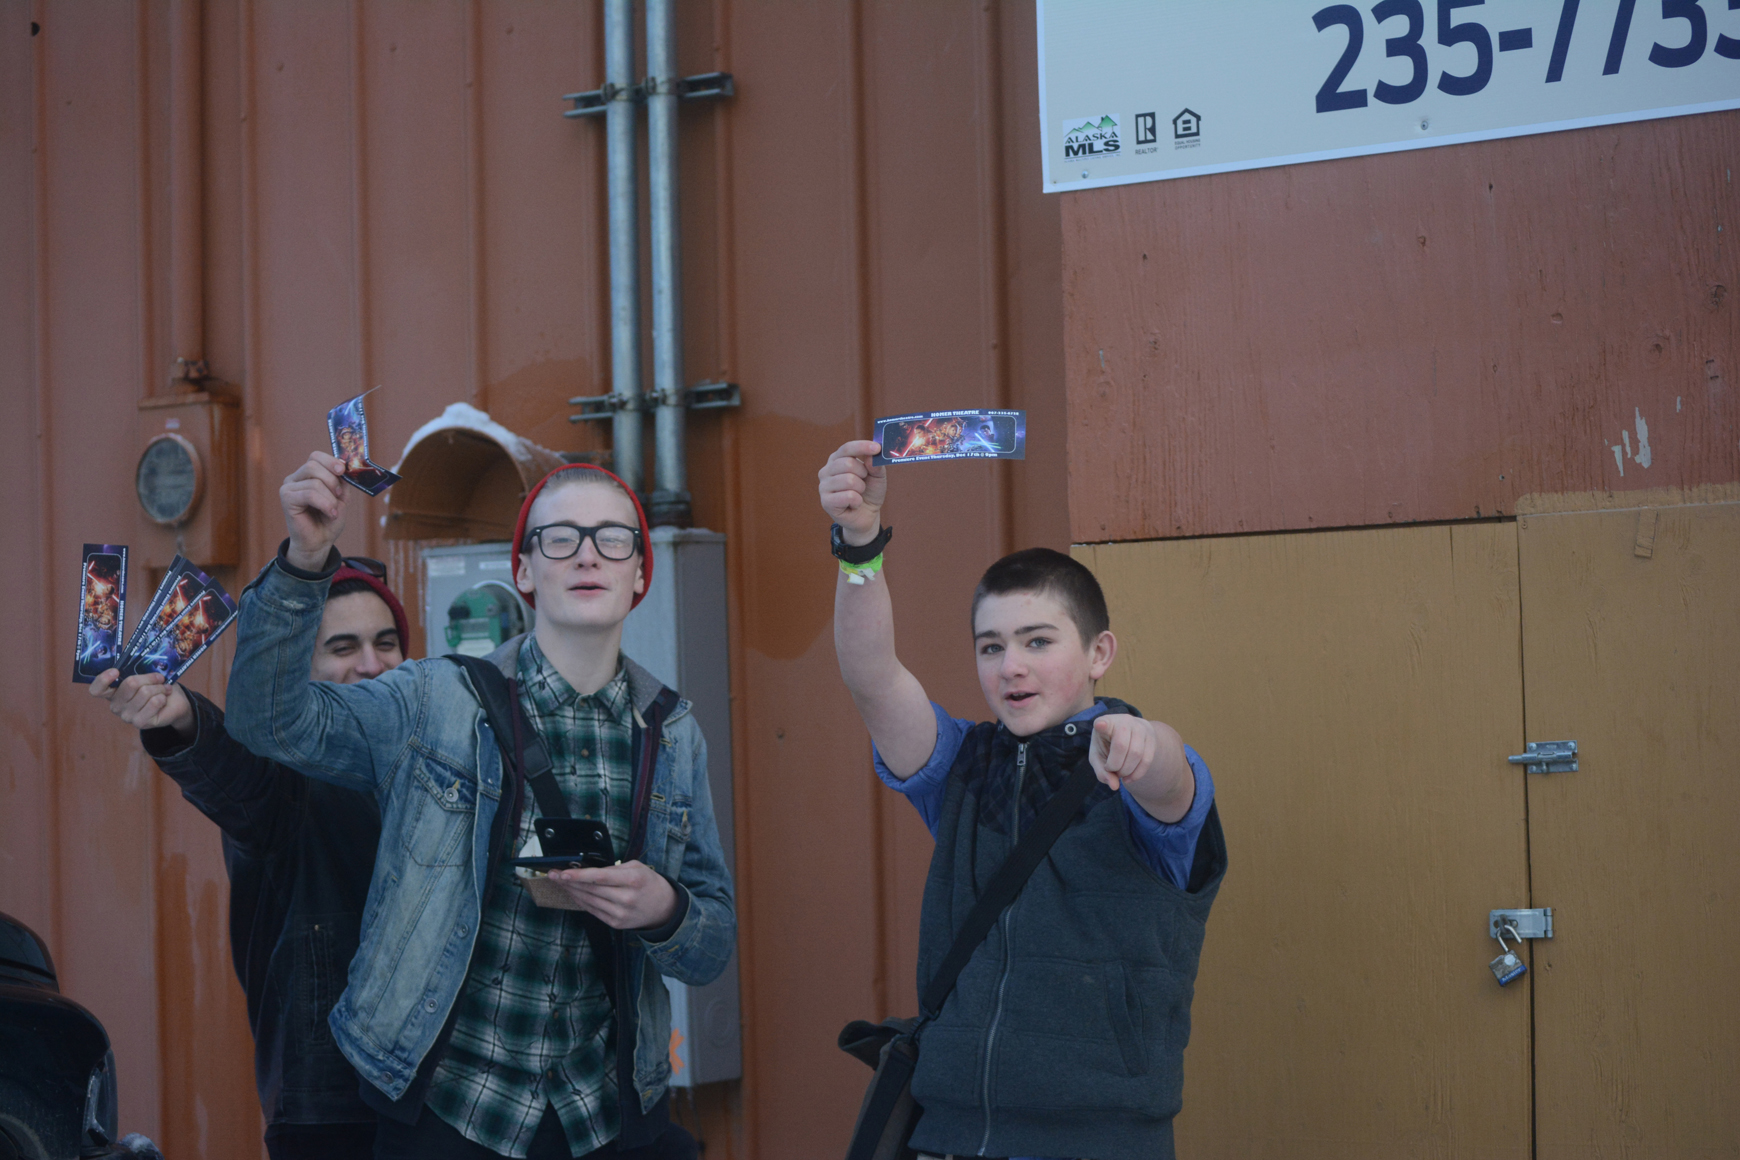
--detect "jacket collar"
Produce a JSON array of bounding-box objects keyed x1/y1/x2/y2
[
  {"x1": 485, "y1": 633, "x2": 673, "y2": 717},
  {"x1": 994, "y1": 695, "x2": 1139, "y2": 755}
]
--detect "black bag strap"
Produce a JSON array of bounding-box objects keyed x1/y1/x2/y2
[
  {"x1": 449, "y1": 654, "x2": 625, "y2": 1026},
  {"x1": 449, "y1": 652, "x2": 568, "y2": 820},
  {"x1": 626, "y1": 687, "x2": 681, "y2": 860},
  {"x1": 916, "y1": 758, "x2": 1099, "y2": 1023}
]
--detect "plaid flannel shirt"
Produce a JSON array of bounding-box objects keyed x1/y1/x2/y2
[{"x1": 424, "y1": 637, "x2": 636, "y2": 1158}]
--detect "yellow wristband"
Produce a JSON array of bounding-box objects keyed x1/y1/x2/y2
[{"x1": 840, "y1": 554, "x2": 884, "y2": 585}]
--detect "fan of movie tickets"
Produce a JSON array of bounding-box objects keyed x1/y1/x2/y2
[{"x1": 72, "y1": 545, "x2": 237, "y2": 685}]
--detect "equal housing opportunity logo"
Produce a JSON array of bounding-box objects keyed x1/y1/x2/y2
[{"x1": 1062, "y1": 114, "x2": 1120, "y2": 159}]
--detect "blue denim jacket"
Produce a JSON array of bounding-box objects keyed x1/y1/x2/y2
[{"x1": 224, "y1": 557, "x2": 736, "y2": 1113}]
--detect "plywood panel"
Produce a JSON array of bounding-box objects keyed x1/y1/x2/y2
[
  {"x1": 1519, "y1": 500, "x2": 1740, "y2": 1157},
  {"x1": 1063, "y1": 112, "x2": 1740, "y2": 543},
  {"x1": 1083, "y1": 522, "x2": 1529, "y2": 1159}
]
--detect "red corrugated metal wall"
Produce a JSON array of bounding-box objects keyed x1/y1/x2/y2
[{"x1": 0, "y1": 2, "x2": 1065, "y2": 1157}]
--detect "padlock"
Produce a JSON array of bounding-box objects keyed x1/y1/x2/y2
[{"x1": 1489, "y1": 925, "x2": 1527, "y2": 986}]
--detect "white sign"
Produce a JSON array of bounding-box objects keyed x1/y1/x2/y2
[{"x1": 1038, "y1": 0, "x2": 1740, "y2": 192}]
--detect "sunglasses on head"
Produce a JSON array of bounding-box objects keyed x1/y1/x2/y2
[{"x1": 342, "y1": 556, "x2": 388, "y2": 580}]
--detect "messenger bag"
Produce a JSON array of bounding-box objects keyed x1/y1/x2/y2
[{"x1": 838, "y1": 757, "x2": 1101, "y2": 1160}]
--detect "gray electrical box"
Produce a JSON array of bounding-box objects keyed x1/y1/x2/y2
[
  {"x1": 621, "y1": 528, "x2": 741, "y2": 1086},
  {"x1": 422, "y1": 543, "x2": 535, "y2": 657},
  {"x1": 420, "y1": 531, "x2": 742, "y2": 1087}
]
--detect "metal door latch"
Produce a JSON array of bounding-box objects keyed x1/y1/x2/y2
[
  {"x1": 1489, "y1": 908, "x2": 1552, "y2": 940},
  {"x1": 1507, "y1": 740, "x2": 1577, "y2": 774}
]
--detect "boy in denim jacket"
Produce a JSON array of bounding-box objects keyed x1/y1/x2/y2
[{"x1": 227, "y1": 452, "x2": 732, "y2": 1160}]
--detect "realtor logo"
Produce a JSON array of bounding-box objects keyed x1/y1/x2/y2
[
  {"x1": 1062, "y1": 114, "x2": 1121, "y2": 160},
  {"x1": 1173, "y1": 108, "x2": 1201, "y2": 139},
  {"x1": 1134, "y1": 112, "x2": 1158, "y2": 145}
]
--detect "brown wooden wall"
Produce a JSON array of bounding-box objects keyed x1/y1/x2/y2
[
  {"x1": 0, "y1": 3, "x2": 1064, "y2": 1158},
  {"x1": 1063, "y1": 112, "x2": 1740, "y2": 542}
]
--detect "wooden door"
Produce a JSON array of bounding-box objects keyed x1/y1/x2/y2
[
  {"x1": 1081, "y1": 522, "x2": 1532, "y2": 1160},
  {"x1": 1519, "y1": 501, "x2": 1740, "y2": 1156}
]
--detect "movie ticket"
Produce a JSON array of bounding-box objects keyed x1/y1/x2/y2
[
  {"x1": 871, "y1": 409, "x2": 1026, "y2": 465},
  {"x1": 329, "y1": 389, "x2": 401, "y2": 496},
  {"x1": 73, "y1": 544, "x2": 128, "y2": 683}
]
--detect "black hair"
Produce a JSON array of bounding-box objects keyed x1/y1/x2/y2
[
  {"x1": 328, "y1": 577, "x2": 379, "y2": 601},
  {"x1": 971, "y1": 547, "x2": 1110, "y2": 645}
]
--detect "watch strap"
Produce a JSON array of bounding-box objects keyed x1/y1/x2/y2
[{"x1": 832, "y1": 523, "x2": 893, "y2": 565}]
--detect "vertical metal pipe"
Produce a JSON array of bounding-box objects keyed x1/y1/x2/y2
[
  {"x1": 605, "y1": 0, "x2": 643, "y2": 492},
  {"x1": 646, "y1": 0, "x2": 689, "y2": 525},
  {"x1": 168, "y1": 0, "x2": 204, "y2": 387}
]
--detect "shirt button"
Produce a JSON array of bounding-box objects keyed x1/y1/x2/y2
[
  {"x1": 425, "y1": 999, "x2": 437, "y2": 1011},
  {"x1": 581, "y1": 748, "x2": 590, "y2": 757},
  {"x1": 547, "y1": 1069, "x2": 557, "y2": 1079},
  {"x1": 1064, "y1": 723, "x2": 1077, "y2": 735},
  {"x1": 445, "y1": 786, "x2": 459, "y2": 802}
]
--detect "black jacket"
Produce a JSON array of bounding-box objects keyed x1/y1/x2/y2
[{"x1": 142, "y1": 688, "x2": 380, "y2": 1127}]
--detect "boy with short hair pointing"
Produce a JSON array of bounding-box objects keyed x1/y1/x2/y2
[{"x1": 820, "y1": 440, "x2": 1226, "y2": 1160}]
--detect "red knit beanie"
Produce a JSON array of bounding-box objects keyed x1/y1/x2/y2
[
  {"x1": 510, "y1": 464, "x2": 651, "y2": 610},
  {"x1": 330, "y1": 565, "x2": 412, "y2": 651}
]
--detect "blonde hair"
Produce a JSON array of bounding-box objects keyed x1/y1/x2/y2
[{"x1": 521, "y1": 468, "x2": 640, "y2": 549}]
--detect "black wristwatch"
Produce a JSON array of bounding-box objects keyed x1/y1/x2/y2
[{"x1": 831, "y1": 522, "x2": 893, "y2": 564}]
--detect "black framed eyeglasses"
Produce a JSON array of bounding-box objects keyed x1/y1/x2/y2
[
  {"x1": 525, "y1": 523, "x2": 641, "y2": 562},
  {"x1": 343, "y1": 556, "x2": 388, "y2": 580}
]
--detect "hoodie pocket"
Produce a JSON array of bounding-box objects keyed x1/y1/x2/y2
[
  {"x1": 1104, "y1": 961, "x2": 1147, "y2": 1076},
  {"x1": 991, "y1": 957, "x2": 1176, "y2": 1114}
]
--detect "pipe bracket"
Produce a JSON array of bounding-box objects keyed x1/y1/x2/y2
[
  {"x1": 571, "y1": 383, "x2": 740, "y2": 423},
  {"x1": 681, "y1": 381, "x2": 741, "y2": 410},
  {"x1": 561, "y1": 80, "x2": 645, "y2": 117},
  {"x1": 567, "y1": 392, "x2": 648, "y2": 422},
  {"x1": 675, "y1": 71, "x2": 735, "y2": 101},
  {"x1": 563, "y1": 72, "x2": 732, "y2": 118}
]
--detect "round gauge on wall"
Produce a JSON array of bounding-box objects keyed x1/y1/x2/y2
[{"x1": 136, "y1": 433, "x2": 205, "y2": 526}]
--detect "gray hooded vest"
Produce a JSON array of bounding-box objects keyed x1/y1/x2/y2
[{"x1": 907, "y1": 699, "x2": 1227, "y2": 1160}]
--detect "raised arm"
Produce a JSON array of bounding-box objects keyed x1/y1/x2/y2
[
  {"x1": 819, "y1": 440, "x2": 938, "y2": 777},
  {"x1": 225, "y1": 451, "x2": 418, "y2": 791}
]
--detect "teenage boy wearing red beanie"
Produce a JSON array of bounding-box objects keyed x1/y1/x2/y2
[
  {"x1": 90, "y1": 561, "x2": 412, "y2": 1160},
  {"x1": 223, "y1": 450, "x2": 735, "y2": 1160}
]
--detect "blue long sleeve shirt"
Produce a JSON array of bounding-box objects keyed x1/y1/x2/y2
[{"x1": 872, "y1": 699, "x2": 1216, "y2": 891}]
